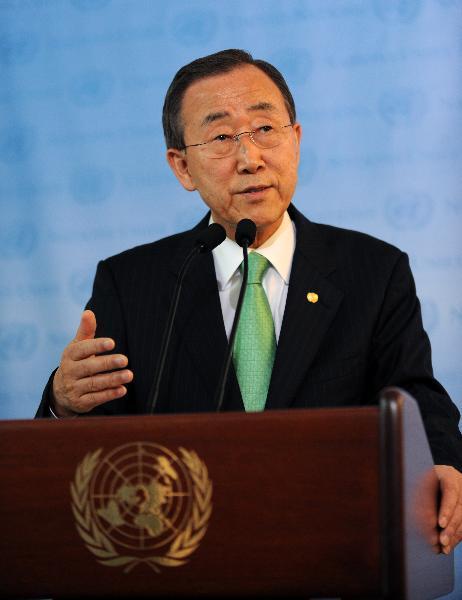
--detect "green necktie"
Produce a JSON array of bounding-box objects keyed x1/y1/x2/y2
[{"x1": 233, "y1": 252, "x2": 276, "y2": 412}]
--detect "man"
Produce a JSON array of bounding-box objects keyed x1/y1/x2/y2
[{"x1": 36, "y1": 49, "x2": 462, "y2": 553}]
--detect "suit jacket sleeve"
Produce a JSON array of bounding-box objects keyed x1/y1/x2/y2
[{"x1": 369, "y1": 252, "x2": 462, "y2": 471}]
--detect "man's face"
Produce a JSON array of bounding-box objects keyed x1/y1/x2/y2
[{"x1": 167, "y1": 65, "x2": 302, "y2": 244}]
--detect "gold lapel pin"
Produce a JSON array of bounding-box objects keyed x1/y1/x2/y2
[{"x1": 307, "y1": 292, "x2": 319, "y2": 304}]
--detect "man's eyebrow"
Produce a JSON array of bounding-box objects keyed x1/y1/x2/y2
[
  {"x1": 200, "y1": 102, "x2": 277, "y2": 127},
  {"x1": 248, "y1": 102, "x2": 277, "y2": 112},
  {"x1": 201, "y1": 111, "x2": 230, "y2": 126}
]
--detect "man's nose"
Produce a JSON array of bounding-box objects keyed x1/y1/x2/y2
[{"x1": 235, "y1": 133, "x2": 264, "y2": 173}]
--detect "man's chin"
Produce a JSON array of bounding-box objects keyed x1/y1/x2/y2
[
  {"x1": 246, "y1": 212, "x2": 286, "y2": 246},
  {"x1": 235, "y1": 202, "x2": 286, "y2": 227},
  {"x1": 212, "y1": 204, "x2": 286, "y2": 239}
]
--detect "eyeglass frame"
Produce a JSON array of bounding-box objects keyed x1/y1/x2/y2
[{"x1": 179, "y1": 123, "x2": 294, "y2": 156}]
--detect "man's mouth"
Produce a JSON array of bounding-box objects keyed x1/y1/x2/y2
[{"x1": 240, "y1": 185, "x2": 271, "y2": 194}]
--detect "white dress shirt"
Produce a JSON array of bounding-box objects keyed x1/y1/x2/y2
[{"x1": 211, "y1": 211, "x2": 296, "y2": 342}]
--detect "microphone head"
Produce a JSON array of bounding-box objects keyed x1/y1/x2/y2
[
  {"x1": 235, "y1": 219, "x2": 256, "y2": 248},
  {"x1": 196, "y1": 223, "x2": 226, "y2": 253}
]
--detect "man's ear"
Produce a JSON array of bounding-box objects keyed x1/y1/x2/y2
[
  {"x1": 166, "y1": 148, "x2": 196, "y2": 191},
  {"x1": 292, "y1": 123, "x2": 302, "y2": 166}
]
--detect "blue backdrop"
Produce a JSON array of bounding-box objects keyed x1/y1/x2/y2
[{"x1": 1, "y1": 0, "x2": 461, "y2": 594}]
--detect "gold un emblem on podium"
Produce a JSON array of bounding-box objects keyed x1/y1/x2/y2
[{"x1": 70, "y1": 442, "x2": 213, "y2": 573}]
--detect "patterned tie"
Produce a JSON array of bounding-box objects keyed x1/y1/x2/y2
[{"x1": 233, "y1": 252, "x2": 276, "y2": 411}]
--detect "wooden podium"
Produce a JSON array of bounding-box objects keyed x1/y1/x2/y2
[{"x1": 0, "y1": 388, "x2": 454, "y2": 599}]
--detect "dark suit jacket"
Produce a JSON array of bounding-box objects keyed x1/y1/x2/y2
[{"x1": 37, "y1": 205, "x2": 462, "y2": 471}]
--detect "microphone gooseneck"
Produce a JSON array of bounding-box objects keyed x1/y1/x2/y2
[
  {"x1": 148, "y1": 222, "x2": 226, "y2": 414},
  {"x1": 215, "y1": 219, "x2": 257, "y2": 412}
]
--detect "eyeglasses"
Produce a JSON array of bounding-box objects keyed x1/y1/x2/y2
[{"x1": 181, "y1": 124, "x2": 293, "y2": 159}]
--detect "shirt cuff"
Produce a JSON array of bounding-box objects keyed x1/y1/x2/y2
[
  {"x1": 49, "y1": 404, "x2": 59, "y2": 419},
  {"x1": 49, "y1": 403, "x2": 78, "y2": 419}
]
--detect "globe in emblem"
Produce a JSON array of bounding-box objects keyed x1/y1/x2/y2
[
  {"x1": 71, "y1": 443, "x2": 212, "y2": 573},
  {"x1": 89, "y1": 443, "x2": 193, "y2": 551}
]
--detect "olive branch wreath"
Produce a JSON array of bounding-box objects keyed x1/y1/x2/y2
[{"x1": 70, "y1": 446, "x2": 213, "y2": 574}]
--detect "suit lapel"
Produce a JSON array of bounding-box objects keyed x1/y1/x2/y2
[{"x1": 266, "y1": 208, "x2": 344, "y2": 409}]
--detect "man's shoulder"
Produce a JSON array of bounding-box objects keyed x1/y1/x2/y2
[
  {"x1": 312, "y1": 220, "x2": 402, "y2": 257},
  {"x1": 296, "y1": 218, "x2": 412, "y2": 295},
  {"x1": 291, "y1": 205, "x2": 404, "y2": 264},
  {"x1": 101, "y1": 225, "x2": 200, "y2": 270}
]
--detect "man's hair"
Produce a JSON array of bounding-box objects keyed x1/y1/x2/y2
[{"x1": 162, "y1": 49, "x2": 297, "y2": 150}]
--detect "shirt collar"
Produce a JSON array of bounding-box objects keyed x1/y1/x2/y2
[{"x1": 211, "y1": 211, "x2": 296, "y2": 291}]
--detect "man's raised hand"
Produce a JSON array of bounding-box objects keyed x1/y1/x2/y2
[{"x1": 51, "y1": 310, "x2": 133, "y2": 417}]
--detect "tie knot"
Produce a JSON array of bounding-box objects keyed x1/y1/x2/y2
[{"x1": 246, "y1": 252, "x2": 271, "y2": 284}]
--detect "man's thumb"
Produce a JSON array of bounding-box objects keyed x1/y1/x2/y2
[{"x1": 74, "y1": 310, "x2": 97, "y2": 342}]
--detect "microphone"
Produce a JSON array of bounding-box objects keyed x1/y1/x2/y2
[
  {"x1": 215, "y1": 219, "x2": 257, "y2": 411},
  {"x1": 196, "y1": 222, "x2": 227, "y2": 253},
  {"x1": 235, "y1": 218, "x2": 257, "y2": 248},
  {"x1": 148, "y1": 222, "x2": 226, "y2": 413}
]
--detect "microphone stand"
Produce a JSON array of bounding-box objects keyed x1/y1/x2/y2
[{"x1": 148, "y1": 224, "x2": 225, "y2": 414}]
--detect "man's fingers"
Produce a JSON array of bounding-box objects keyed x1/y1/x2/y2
[
  {"x1": 66, "y1": 337, "x2": 115, "y2": 361},
  {"x1": 74, "y1": 385, "x2": 128, "y2": 413},
  {"x1": 437, "y1": 467, "x2": 459, "y2": 528},
  {"x1": 73, "y1": 353, "x2": 128, "y2": 378},
  {"x1": 76, "y1": 369, "x2": 133, "y2": 397},
  {"x1": 441, "y1": 528, "x2": 462, "y2": 555},
  {"x1": 74, "y1": 310, "x2": 97, "y2": 343},
  {"x1": 435, "y1": 465, "x2": 462, "y2": 554},
  {"x1": 440, "y1": 502, "x2": 462, "y2": 551}
]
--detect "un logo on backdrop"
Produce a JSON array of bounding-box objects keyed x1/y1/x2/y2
[
  {"x1": 384, "y1": 191, "x2": 433, "y2": 230},
  {"x1": 0, "y1": 223, "x2": 38, "y2": 258},
  {"x1": 373, "y1": 0, "x2": 422, "y2": 22},
  {"x1": 69, "y1": 166, "x2": 115, "y2": 204},
  {"x1": 0, "y1": 32, "x2": 39, "y2": 65},
  {"x1": 170, "y1": 8, "x2": 217, "y2": 46},
  {"x1": 70, "y1": 70, "x2": 114, "y2": 106},
  {"x1": 0, "y1": 323, "x2": 38, "y2": 361},
  {"x1": 378, "y1": 89, "x2": 426, "y2": 126},
  {"x1": 0, "y1": 127, "x2": 35, "y2": 163}
]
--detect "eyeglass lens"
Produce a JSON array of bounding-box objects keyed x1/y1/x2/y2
[{"x1": 205, "y1": 126, "x2": 290, "y2": 157}]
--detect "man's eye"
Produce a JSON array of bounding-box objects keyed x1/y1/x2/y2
[
  {"x1": 257, "y1": 125, "x2": 273, "y2": 134},
  {"x1": 213, "y1": 134, "x2": 232, "y2": 142}
]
